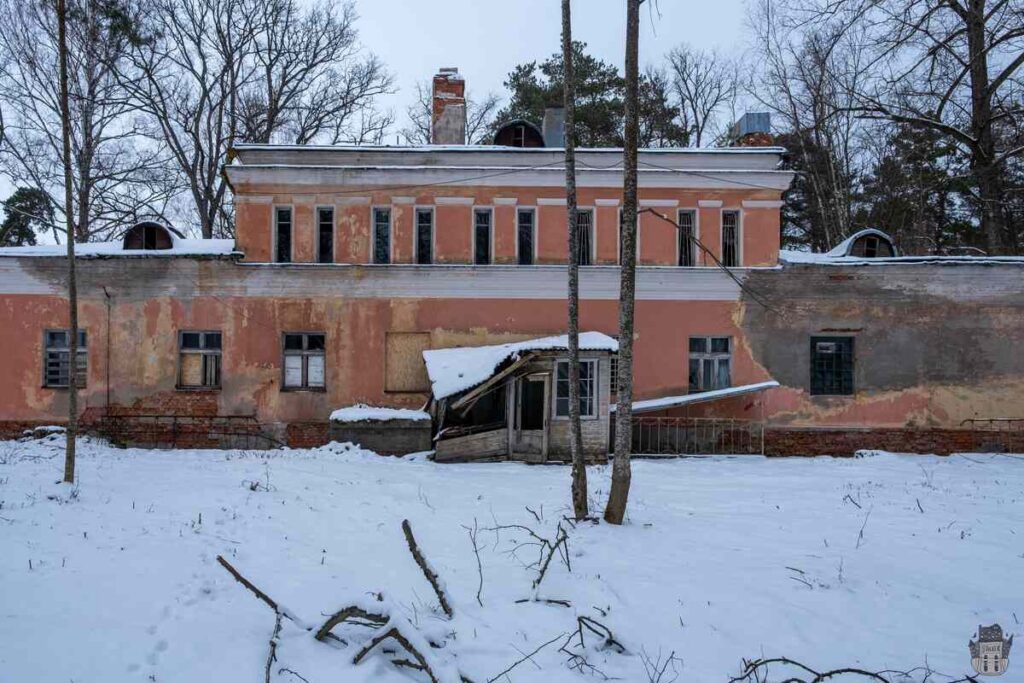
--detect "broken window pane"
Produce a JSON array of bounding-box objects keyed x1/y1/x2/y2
[
  {"x1": 688, "y1": 336, "x2": 731, "y2": 393},
  {"x1": 179, "y1": 331, "x2": 222, "y2": 389},
  {"x1": 282, "y1": 332, "x2": 326, "y2": 390}
]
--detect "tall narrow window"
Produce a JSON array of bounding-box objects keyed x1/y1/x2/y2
[
  {"x1": 678, "y1": 209, "x2": 696, "y2": 266},
  {"x1": 474, "y1": 208, "x2": 492, "y2": 265},
  {"x1": 274, "y1": 207, "x2": 292, "y2": 263},
  {"x1": 555, "y1": 359, "x2": 597, "y2": 418},
  {"x1": 575, "y1": 209, "x2": 593, "y2": 266},
  {"x1": 415, "y1": 208, "x2": 433, "y2": 264},
  {"x1": 688, "y1": 336, "x2": 731, "y2": 392},
  {"x1": 283, "y1": 333, "x2": 326, "y2": 390},
  {"x1": 517, "y1": 209, "x2": 535, "y2": 265},
  {"x1": 810, "y1": 336, "x2": 854, "y2": 396},
  {"x1": 317, "y1": 207, "x2": 334, "y2": 264},
  {"x1": 373, "y1": 208, "x2": 391, "y2": 264},
  {"x1": 178, "y1": 331, "x2": 222, "y2": 389},
  {"x1": 721, "y1": 210, "x2": 739, "y2": 267},
  {"x1": 43, "y1": 329, "x2": 87, "y2": 388}
]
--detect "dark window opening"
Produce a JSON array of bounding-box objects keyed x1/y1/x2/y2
[
  {"x1": 688, "y1": 336, "x2": 731, "y2": 392},
  {"x1": 317, "y1": 207, "x2": 334, "y2": 264},
  {"x1": 810, "y1": 336, "x2": 854, "y2": 396},
  {"x1": 678, "y1": 210, "x2": 695, "y2": 266},
  {"x1": 275, "y1": 207, "x2": 292, "y2": 263},
  {"x1": 373, "y1": 208, "x2": 391, "y2": 264},
  {"x1": 283, "y1": 332, "x2": 326, "y2": 390},
  {"x1": 575, "y1": 209, "x2": 593, "y2": 266},
  {"x1": 474, "y1": 209, "x2": 492, "y2": 265},
  {"x1": 519, "y1": 378, "x2": 545, "y2": 430},
  {"x1": 44, "y1": 329, "x2": 87, "y2": 388},
  {"x1": 863, "y1": 236, "x2": 879, "y2": 258},
  {"x1": 512, "y1": 125, "x2": 526, "y2": 147},
  {"x1": 415, "y1": 208, "x2": 433, "y2": 264},
  {"x1": 179, "y1": 331, "x2": 222, "y2": 389},
  {"x1": 517, "y1": 209, "x2": 534, "y2": 265},
  {"x1": 722, "y1": 210, "x2": 739, "y2": 267}
]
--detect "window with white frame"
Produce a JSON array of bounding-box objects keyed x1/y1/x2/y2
[
  {"x1": 283, "y1": 333, "x2": 326, "y2": 390},
  {"x1": 688, "y1": 336, "x2": 731, "y2": 392},
  {"x1": 678, "y1": 209, "x2": 696, "y2": 266},
  {"x1": 43, "y1": 329, "x2": 87, "y2": 388},
  {"x1": 317, "y1": 207, "x2": 334, "y2": 264},
  {"x1": 575, "y1": 209, "x2": 593, "y2": 266},
  {"x1": 474, "y1": 208, "x2": 492, "y2": 264},
  {"x1": 274, "y1": 206, "x2": 292, "y2": 263},
  {"x1": 372, "y1": 208, "x2": 391, "y2": 264},
  {"x1": 178, "y1": 331, "x2": 222, "y2": 389},
  {"x1": 555, "y1": 358, "x2": 597, "y2": 418},
  {"x1": 721, "y1": 210, "x2": 739, "y2": 267},
  {"x1": 517, "y1": 209, "x2": 535, "y2": 265},
  {"x1": 415, "y1": 208, "x2": 433, "y2": 264}
]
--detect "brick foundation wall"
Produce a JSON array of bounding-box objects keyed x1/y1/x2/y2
[
  {"x1": 765, "y1": 427, "x2": 1024, "y2": 456},
  {"x1": 285, "y1": 422, "x2": 330, "y2": 449}
]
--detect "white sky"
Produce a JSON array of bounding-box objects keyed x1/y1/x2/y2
[
  {"x1": 360, "y1": 0, "x2": 750, "y2": 138},
  {"x1": 0, "y1": 0, "x2": 750, "y2": 218}
]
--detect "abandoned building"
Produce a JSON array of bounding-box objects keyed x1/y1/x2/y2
[{"x1": 0, "y1": 67, "x2": 1022, "y2": 457}]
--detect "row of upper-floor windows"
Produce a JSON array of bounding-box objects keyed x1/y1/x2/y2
[{"x1": 271, "y1": 206, "x2": 744, "y2": 268}]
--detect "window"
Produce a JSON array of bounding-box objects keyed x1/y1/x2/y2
[
  {"x1": 721, "y1": 210, "x2": 739, "y2": 267},
  {"x1": 555, "y1": 359, "x2": 597, "y2": 418},
  {"x1": 282, "y1": 333, "x2": 326, "y2": 390},
  {"x1": 609, "y1": 354, "x2": 619, "y2": 395},
  {"x1": 575, "y1": 209, "x2": 593, "y2": 266},
  {"x1": 474, "y1": 208, "x2": 492, "y2": 265},
  {"x1": 178, "y1": 331, "x2": 222, "y2": 389},
  {"x1": 678, "y1": 210, "x2": 696, "y2": 266},
  {"x1": 512, "y1": 125, "x2": 526, "y2": 147},
  {"x1": 373, "y1": 208, "x2": 391, "y2": 264},
  {"x1": 517, "y1": 209, "x2": 535, "y2": 265},
  {"x1": 415, "y1": 208, "x2": 433, "y2": 264},
  {"x1": 274, "y1": 207, "x2": 292, "y2": 263},
  {"x1": 810, "y1": 336, "x2": 854, "y2": 396},
  {"x1": 317, "y1": 207, "x2": 334, "y2": 264},
  {"x1": 43, "y1": 329, "x2": 86, "y2": 388},
  {"x1": 688, "y1": 336, "x2": 731, "y2": 392},
  {"x1": 863, "y1": 236, "x2": 879, "y2": 258}
]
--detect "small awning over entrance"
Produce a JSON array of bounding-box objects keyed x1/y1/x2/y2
[{"x1": 612, "y1": 380, "x2": 780, "y2": 414}]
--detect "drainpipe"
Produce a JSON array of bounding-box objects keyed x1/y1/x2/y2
[{"x1": 102, "y1": 286, "x2": 111, "y2": 416}]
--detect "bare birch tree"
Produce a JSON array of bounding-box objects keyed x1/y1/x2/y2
[
  {"x1": 667, "y1": 45, "x2": 737, "y2": 147},
  {"x1": 0, "y1": 0, "x2": 176, "y2": 242},
  {"x1": 562, "y1": 0, "x2": 587, "y2": 521},
  {"x1": 604, "y1": 0, "x2": 641, "y2": 526},
  {"x1": 400, "y1": 80, "x2": 501, "y2": 145},
  {"x1": 56, "y1": 0, "x2": 78, "y2": 483}
]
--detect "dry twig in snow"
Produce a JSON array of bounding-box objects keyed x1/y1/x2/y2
[{"x1": 402, "y1": 518, "x2": 454, "y2": 618}]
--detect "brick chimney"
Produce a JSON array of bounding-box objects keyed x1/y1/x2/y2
[{"x1": 431, "y1": 68, "x2": 467, "y2": 145}]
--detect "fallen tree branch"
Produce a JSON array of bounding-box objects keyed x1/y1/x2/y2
[
  {"x1": 515, "y1": 597, "x2": 572, "y2": 608},
  {"x1": 403, "y1": 519, "x2": 454, "y2": 618},
  {"x1": 315, "y1": 605, "x2": 388, "y2": 642},
  {"x1": 217, "y1": 555, "x2": 281, "y2": 614},
  {"x1": 463, "y1": 519, "x2": 484, "y2": 607},
  {"x1": 728, "y1": 657, "x2": 982, "y2": 683},
  {"x1": 265, "y1": 611, "x2": 283, "y2": 683},
  {"x1": 353, "y1": 624, "x2": 449, "y2": 683},
  {"x1": 487, "y1": 631, "x2": 567, "y2": 682}
]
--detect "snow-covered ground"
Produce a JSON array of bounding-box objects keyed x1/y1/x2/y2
[{"x1": 1, "y1": 436, "x2": 1020, "y2": 682}]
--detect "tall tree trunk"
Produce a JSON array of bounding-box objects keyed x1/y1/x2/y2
[
  {"x1": 57, "y1": 0, "x2": 78, "y2": 484},
  {"x1": 604, "y1": 0, "x2": 640, "y2": 526},
  {"x1": 562, "y1": 0, "x2": 587, "y2": 521},
  {"x1": 965, "y1": 0, "x2": 1003, "y2": 254}
]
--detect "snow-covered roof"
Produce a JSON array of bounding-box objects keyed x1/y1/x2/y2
[
  {"x1": 0, "y1": 237, "x2": 238, "y2": 258},
  {"x1": 780, "y1": 250, "x2": 1024, "y2": 266},
  {"x1": 330, "y1": 404, "x2": 430, "y2": 422},
  {"x1": 423, "y1": 332, "x2": 619, "y2": 400},
  {"x1": 826, "y1": 228, "x2": 897, "y2": 257},
  {"x1": 612, "y1": 381, "x2": 780, "y2": 414}
]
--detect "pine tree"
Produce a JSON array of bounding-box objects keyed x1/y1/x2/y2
[{"x1": 0, "y1": 187, "x2": 51, "y2": 246}]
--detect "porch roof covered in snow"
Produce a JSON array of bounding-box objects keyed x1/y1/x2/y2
[
  {"x1": 422, "y1": 331, "x2": 619, "y2": 401},
  {"x1": 611, "y1": 380, "x2": 780, "y2": 414}
]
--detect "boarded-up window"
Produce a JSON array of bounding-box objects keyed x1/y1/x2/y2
[
  {"x1": 385, "y1": 332, "x2": 431, "y2": 393},
  {"x1": 282, "y1": 332, "x2": 326, "y2": 390},
  {"x1": 178, "y1": 331, "x2": 222, "y2": 389}
]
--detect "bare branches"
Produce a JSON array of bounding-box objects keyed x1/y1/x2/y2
[
  {"x1": 666, "y1": 44, "x2": 737, "y2": 147},
  {"x1": 729, "y1": 656, "x2": 982, "y2": 683},
  {"x1": 265, "y1": 611, "x2": 282, "y2": 683},
  {"x1": 486, "y1": 519, "x2": 572, "y2": 592},
  {"x1": 400, "y1": 79, "x2": 501, "y2": 145},
  {"x1": 463, "y1": 519, "x2": 484, "y2": 607},
  {"x1": 486, "y1": 631, "x2": 567, "y2": 683},
  {"x1": 402, "y1": 518, "x2": 453, "y2": 618}
]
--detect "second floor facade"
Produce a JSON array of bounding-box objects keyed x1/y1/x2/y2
[{"x1": 226, "y1": 145, "x2": 793, "y2": 269}]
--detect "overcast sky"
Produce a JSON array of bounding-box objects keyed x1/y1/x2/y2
[
  {"x1": 360, "y1": 0, "x2": 750, "y2": 137},
  {"x1": 0, "y1": 0, "x2": 751, "y2": 224}
]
